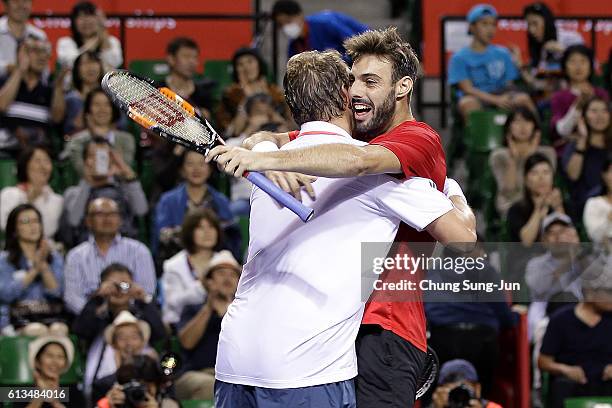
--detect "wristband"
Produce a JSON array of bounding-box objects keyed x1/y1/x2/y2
[
  {"x1": 574, "y1": 149, "x2": 586, "y2": 155},
  {"x1": 444, "y1": 178, "x2": 466, "y2": 201}
]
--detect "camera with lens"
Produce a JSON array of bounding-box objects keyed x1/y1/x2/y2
[
  {"x1": 122, "y1": 380, "x2": 147, "y2": 407},
  {"x1": 448, "y1": 383, "x2": 476, "y2": 408}
]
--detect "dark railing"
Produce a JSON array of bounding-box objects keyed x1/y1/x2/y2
[{"x1": 438, "y1": 15, "x2": 611, "y2": 128}]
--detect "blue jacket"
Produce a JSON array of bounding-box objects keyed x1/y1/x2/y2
[
  {"x1": 288, "y1": 11, "x2": 368, "y2": 57},
  {"x1": 152, "y1": 183, "x2": 239, "y2": 257}
]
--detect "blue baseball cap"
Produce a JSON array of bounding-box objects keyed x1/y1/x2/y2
[
  {"x1": 467, "y1": 4, "x2": 498, "y2": 24},
  {"x1": 438, "y1": 359, "x2": 479, "y2": 385}
]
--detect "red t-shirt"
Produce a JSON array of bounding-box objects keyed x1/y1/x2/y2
[{"x1": 363, "y1": 120, "x2": 447, "y2": 352}]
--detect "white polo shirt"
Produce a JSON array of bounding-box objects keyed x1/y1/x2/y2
[{"x1": 215, "y1": 121, "x2": 453, "y2": 389}]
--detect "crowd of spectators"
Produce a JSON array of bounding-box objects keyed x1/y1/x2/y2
[
  {"x1": 0, "y1": 0, "x2": 609, "y2": 407},
  {"x1": 446, "y1": 2, "x2": 612, "y2": 407}
]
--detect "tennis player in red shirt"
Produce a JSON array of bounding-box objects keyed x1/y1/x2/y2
[{"x1": 209, "y1": 28, "x2": 476, "y2": 407}]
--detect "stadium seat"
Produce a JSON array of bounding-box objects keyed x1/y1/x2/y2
[
  {"x1": 564, "y1": 397, "x2": 612, "y2": 408},
  {"x1": 129, "y1": 60, "x2": 170, "y2": 83},
  {"x1": 239, "y1": 216, "x2": 249, "y2": 255},
  {"x1": 465, "y1": 110, "x2": 507, "y2": 153},
  {"x1": 180, "y1": 400, "x2": 214, "y2": 408},
  {"x1": 0, "y1": 335, "x2": 83, "y2": 386},
  {"x1": 0, "y1": 158, "x2": 17, "y2": 189},
  {"x1": 203, "y1": 60, "x2": 232, "y2": 100}
]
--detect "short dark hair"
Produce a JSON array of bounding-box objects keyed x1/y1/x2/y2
[
  {"x1": 283, "y1": 50, "x2": 351, "y2": 126},
  {"x1": 561, "y1": 44, "x2": 595, "y2": 82},
  {"x1": 70, "y1": 2, "x2": 98, "y2": 47},
  {"x1": 16, "y1": 144, "x2": 53, "y2": 184},
  {"x1": 116, "y1": 355, "x2": 162, "y2": 386},
  {"x1": 344, "y1": 27, "x2": 420, "y2": 84},
  {"x1": 83, "y1": 88, "x2": 121, "y2": 127},
  {"x1": 181, "y1": 208, "x2": 224, "y2": 254},
  {"x1": 82, "y1": 135, "x2": 112, "y2": 161},
  {"x1": 231, "y1": 47, "x2": 267, "y2": 83},
  {"x1": 503, "y1": 107, "x2": 541, "y2": 143},
  {"x1": 100, "y1": 263, "x2": 133, "y2": 282},
  {"x1": 72, "y1": 51, "x2": 104, "y2": 92},
  {"x1": 167, "y1": 37, "x2": 199, "y2": 56},
  {"x1": 271, "y1": 0, "x2": 302, "y2": 18}
]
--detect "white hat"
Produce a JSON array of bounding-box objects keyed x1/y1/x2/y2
[
  {"x1": 28, "y1": 335, "x2": 74, "y2": 375},
  {"x1": 203, "y1": 250, "x2": 241, "y2": 278},
  {"x1": 103, "y1": 310, "x2": 151, "y2": 346}
]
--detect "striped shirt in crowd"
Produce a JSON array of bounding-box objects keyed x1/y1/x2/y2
[{"x1": 63, "y1": 234, "x2": 156, "y2": 314}]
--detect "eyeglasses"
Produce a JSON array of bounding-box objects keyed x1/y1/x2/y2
[{"x1": 18, "y1": 217, "x2": 41, "y2": 225}]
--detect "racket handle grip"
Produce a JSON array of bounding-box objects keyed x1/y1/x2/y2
[{"x1": 245, "y1": 171, "x2": 314, "y2": 222}]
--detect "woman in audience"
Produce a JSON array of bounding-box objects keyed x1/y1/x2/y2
[
  {"x1": 583, "y1": 156, "x2": 612, "y2": 245},
  {"x1": 490, "y1": 107, "x2": 557, "y2": 216},
  {"x1": 551, "y1": 45, "x2": 609, "y2": 148},
  {"x1": 56, "y1": 1, "x2": 122, "y2": 70},
  {"x1": 506, "y1": 153, "x2": 568, "y2": 246},
  {"x1": 563, "y1": 96, "x2": 612, "y2": 217},
  {"x1": 153, "y1": 150, "x2": 239, "y2": 259},
  {"x1": 63, "y1": 88, "x2": 135, "y2": 176},
  {"x1": 63, "y1": 51, "x2": 104, "y2": 135},
  {"x1": 161, "y1": 208, "x2": 224, "y2": 328},
  {"x1": 0, "y1": 205, "x2": 64, "y2": 332},
  {"x1": 0, "y1": 146, "x2": 63, "y2": 239},
  {"x1": 216, "y1": 47, "x2": 291, "y2": 137},
  {"x1": 14, "y1": 333, "x2": 83, "y2": 408},
  {"x1": 523, "y1": 3, "x2": 583, "y2": 72}
]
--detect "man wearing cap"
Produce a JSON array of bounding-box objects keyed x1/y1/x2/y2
[
  {"x1": 448, "y1": 3, "x2": 535, "y2": 121},
  {"x1": 525, "y1": 212, "x2": 584, "y2": 338},
  {"x1": 175, "y1": 250, "x2": 240, "y2": 401},
  {"x1": 538, "y1": 256, "x2": 612, "y2": 408},
  {"x1": 432, "y1": 359, "x2": 503, "y2": 408}
]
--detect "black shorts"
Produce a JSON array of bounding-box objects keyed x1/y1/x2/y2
[{"x1": 355, "y1": 324, "x2": 426, "y2": 408}]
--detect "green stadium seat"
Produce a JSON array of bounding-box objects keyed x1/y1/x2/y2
[
  {"x1": 129, "y1": 60, "x2": 170, "y2": 83},
  {"x1": 238, "y1": 216, "x2": 249, "y2": 256},
  {"x1": 180, "y1": 400, "x2": 215, "y2": 408},
  {"x1": 564, "y1": 397, "x2": 612, "y2": 408},
  {"x1": 203, "y1": 60, "x2": 232, "y2": 100},
  {"x1": 0, "y1": 335, "x2": 83, "y2": 386},
  {"x1": 465, "y1": 110, "x2": 507, "y2": 153},
  {"x1": 0, "y1": 159, "x2": 17, "y2": 189}
]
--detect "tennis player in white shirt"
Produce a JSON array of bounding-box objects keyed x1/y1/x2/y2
[{"x1": 211, "y1": 50, "x2": 474, "y2": 408}]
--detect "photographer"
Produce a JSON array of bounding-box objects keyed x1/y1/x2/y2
[
  {"x1": 72, "y1": 263, "x2": 166, "y2": 347},
  {"x1": 431, "y1": 359, "x2": 503, "y2": 408},
  {"x1": 98, "y1": 355, "x2": 179, "y2": 408}
]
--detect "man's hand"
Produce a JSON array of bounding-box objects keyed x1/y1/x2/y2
[
  {"x1": 128, "y1": 282, "x2": 148, "y2": 302},
  {"x1": 265, "y1": 171, "x2": 316, "y2": 201},
  {"x1": 206, "y1": 145, "x2": 267, "y2": 176},
  {"x1": 97, "y1": 280, "x2": 118, "y2": 298},
  {"x1": 562, "y1": 365, "x2": 588, "y2": 384},
  {"x1": 106, "y1": 383, "x2": 126, "y2": 408}
]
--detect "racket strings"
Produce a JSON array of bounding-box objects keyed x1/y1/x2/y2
[{"x1": 106, "y1": 73, "x2": 214, "y2": 147}]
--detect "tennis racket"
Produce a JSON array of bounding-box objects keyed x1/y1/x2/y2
[
  {"x1": 101, "y1": 69, "x2": 314, "y2": 222},
  {"x1": 416, "y1": 346, "x2": 439, "y2": 400}
]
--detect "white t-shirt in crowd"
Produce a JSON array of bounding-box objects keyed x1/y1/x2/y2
[{"x1": 215, "y1": 121, "x2": 454, "y2": 389}]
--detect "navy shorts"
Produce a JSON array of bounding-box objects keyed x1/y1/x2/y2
[{"x1": 214, "y1": 379, "x2": 356, "y2": 408}]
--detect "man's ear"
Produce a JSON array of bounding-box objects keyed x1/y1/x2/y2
[
  {"x1": 342, "y1": 87, "x2": 351, "y2": 110},
  {"x1": 396, "y1": 76, "x2": 413, "y2": 100}
]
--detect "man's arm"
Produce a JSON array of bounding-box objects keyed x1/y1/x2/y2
[
  {"x1": 207, "y1": 143, "x2": 401, "y2": 178},
  {"x1": 426, "y1": 178, "x2": 477, "y2": 245}
]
